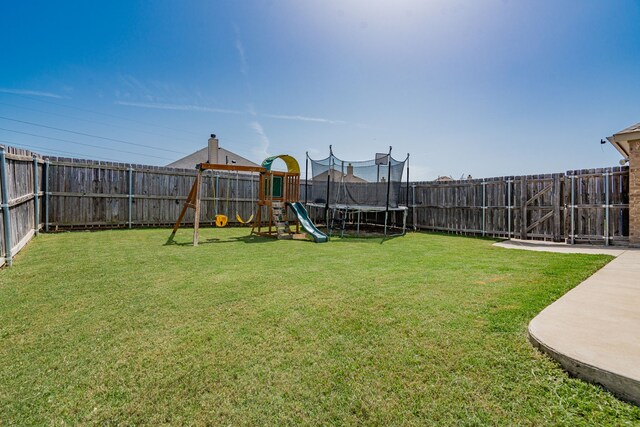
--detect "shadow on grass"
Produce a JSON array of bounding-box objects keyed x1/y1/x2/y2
[
  {"x1": 230, "y1": 235, "x2": 274, "y2": 244},
  {"x1": 164, "y1": 237, "x2": 222, "y2": 246},
  {"x1": 165, "y1": 233, "x2": 274, "y2": 246},
  {"x1": 329, "y1": 232, "x2": 405, "y2": 244}
]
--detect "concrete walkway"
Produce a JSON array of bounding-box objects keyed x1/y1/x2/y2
[
  {"x1": 494, "y1": 239, "x2": 640, "y2": 405},
  {"x1": 494, "y1": 238, "x2": 629, "y2": 256}
]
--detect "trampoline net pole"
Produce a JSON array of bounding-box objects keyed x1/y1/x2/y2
[
  {"x1": 305, "y1": 153, "x2": 309, "y2": 206},
  {"x1": 384, "y1": 146, "x2": 393, "y2": 236}
]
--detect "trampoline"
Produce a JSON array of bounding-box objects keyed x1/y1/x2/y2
[{"x1": 305, "y1": 146, "x2": 410, "y2": 237}]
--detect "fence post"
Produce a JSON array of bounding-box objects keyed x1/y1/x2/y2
[
  {"x1": 128, "y1": 167, "x2": 133, "y2": 229},
  {"x1": 507, "y1": 179, "x2": 512, "y2": 239},
  {"x1": 33, "y1": 155, "x2": 39, "y2": 236},
  {"x1": 214, "y1": 174, "x2": 219, "y2": 214},
  {"x1": 481, "y1": 180, "x2": 486, "y2": 236},
  {"x1": 570, "y1": 174, "x2": 575, "y2": 245},
  {"x1": 604, "y1": 170, "x2": 610, "y2": 246},
  {"x1": 45, "y1": 159, "x2": 50, "y2": 232},
  {"x1": 411, "y1": 183, "x2": 417, "y2": 231},
  {"x1": 520, "y1": 176, "x2": 527, "y2": 240},
  {"x1": 553, "y1": 174, "x2": 562, "y2": 242},
  {"x1": 0, "y1": 147, "x2": 12, "y2": 267}
]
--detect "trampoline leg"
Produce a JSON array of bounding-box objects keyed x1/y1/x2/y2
[
  {"x1": 357, "y1": 211, "x2": 361, "y2": 235},
  {"x1": 403, "y1": 209, "x2": 408, "y2": 235},
  {"x1": 384, "y1": 211, "x2": 388, "y2": 236},
  {"x1": 325, "y1": 209, "x2": 329, "y2": 235}
]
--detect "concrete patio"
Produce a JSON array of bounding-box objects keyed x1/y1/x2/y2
[{"x1": 495, "y1": 240, "x2": 640, "y2": 405}]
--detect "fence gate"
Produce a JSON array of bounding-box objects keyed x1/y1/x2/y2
[
  {"x1": 566, "y1": 168, "x2": 630, "y2": 245},
  {"x1": 519, "y1": 174, "x2": 563, "y2": 241}
]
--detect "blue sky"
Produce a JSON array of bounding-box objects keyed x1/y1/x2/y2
[{"x1": 1, "y1": 0, "x2": 638, "y2": 179}]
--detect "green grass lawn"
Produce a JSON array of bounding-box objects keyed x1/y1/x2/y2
[{"x1": 1, "y1": 228, "x2": 639, "y2": 425}]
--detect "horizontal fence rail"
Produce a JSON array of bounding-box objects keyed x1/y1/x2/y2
[{"x1": 0, "y1": 143, "x2": 631, "y2": 267}]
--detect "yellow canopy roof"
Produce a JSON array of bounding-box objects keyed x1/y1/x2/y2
[{"x1": 261, "y1": 155, "x2": 300, "y2": 174}]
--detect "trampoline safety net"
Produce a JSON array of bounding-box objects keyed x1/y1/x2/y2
[{"x1": 307, "y1": 151, "x2": 407, "y2": 208}]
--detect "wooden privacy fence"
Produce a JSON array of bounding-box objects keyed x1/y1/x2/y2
[
  {"x1": 0, "y1": 147, "x2": 262, "y2": 267},
  {"x1": 401, "y1": 167, "x2": 629, "y2": 245},
  {"x1": 46, "y1": 157, "x2": 261, "y2": 230},
  {"x1": 0, "y1": 146, "x2": 45, "y2": 267},
  {"x1": 0, "y1": 142, "x2": 631, "y2": 267}
]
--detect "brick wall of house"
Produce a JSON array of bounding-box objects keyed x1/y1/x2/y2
[{"x1": 630, "y1": 140, "x2": 640, "y2": 246}]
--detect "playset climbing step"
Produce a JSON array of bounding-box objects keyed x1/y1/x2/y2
[{"x1": 271, "y1": 202, "x2": 292, "y2": 239}]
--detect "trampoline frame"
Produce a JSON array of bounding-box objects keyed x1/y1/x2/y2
[{"x1": 307, "y1": 203, "x2": 408, "y2": 237}]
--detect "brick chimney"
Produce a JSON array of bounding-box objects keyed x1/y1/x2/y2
[
  {"x1": 347, "y1": 163, "x2": 354, "y2": 176},
  {"x1": 207, "y1": 134, "x2": 219, "y2": 164}
]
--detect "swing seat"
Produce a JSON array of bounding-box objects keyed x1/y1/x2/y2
[
  {"x1": 236, "y1": 213, "x2": 254, "y2": 224},
  {"x1": 215, "y1": 214, "x2": 228, "y2": 227}
]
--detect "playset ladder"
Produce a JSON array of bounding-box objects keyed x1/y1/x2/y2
[{"x1": 272, "y1": 202, "x2": 292, "y2": 239}]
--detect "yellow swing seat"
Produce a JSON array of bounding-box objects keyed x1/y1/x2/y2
[
  {"x1": 215, "y1": 214, "x2": 228, "y2": 227},
  {"x1": 236, "y1": 213, "x2": 254, "y2": 224}
]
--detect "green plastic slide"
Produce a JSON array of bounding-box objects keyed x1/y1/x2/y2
[{"x1": 286, "y1": 202, "x2": 328, "y2": 243}]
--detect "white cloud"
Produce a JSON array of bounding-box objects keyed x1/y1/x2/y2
[
  {"x1": 115, "y1": 100, "x2": 244, "y2": 115},
  {"x1": 0, "y1": 88, "x2": 66, "y2": 99},
  {"x1": 115, "y1": 100, "x2": 346, "y2": 127},
  {"x1": 233, "y1": 25, "x2": 248, "y2": 75},
  {"x1": 263, "y1": 113, "x2": 345, "y2": 124},
  {"x1": 236, "y1": 39, "x2": 248, "y2": 75},
  {"x1": 249, "y1": 121, "x2": 271, "y2": 159},
  {"x1": 119, "y1": 74, "x2": 153, "y2": 95}
]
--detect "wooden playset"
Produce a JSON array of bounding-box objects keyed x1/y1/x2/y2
[{"x1": 168, "y1": 154, "x2": 310, "y2": 245}]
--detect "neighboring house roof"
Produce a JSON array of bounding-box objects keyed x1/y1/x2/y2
[
  {"x1": 312, "y1": 169, "x2": 369, "y2": 183},
  {"x1": 617, "y1": 122, "x2": 640, "y2": 135},
  {"x1": 434, "y1": 175, "x2": 454, "y2": 182},
  {"x1": 166, "y1": 146, "x2": 259, "y2": 169},
  {"x1": 607, "y1": 122, "x2": 640, "y2": 158}
]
